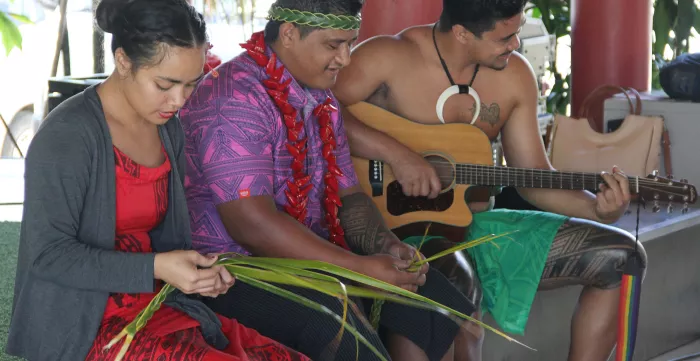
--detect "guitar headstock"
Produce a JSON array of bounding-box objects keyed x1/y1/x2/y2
[{"x1": 637, "y1": 171, "x2": 697, "y2": 214}]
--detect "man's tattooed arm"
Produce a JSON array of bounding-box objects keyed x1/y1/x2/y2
[{"x1": 338, "y1": 192, "x2": 401, "y2": 255}]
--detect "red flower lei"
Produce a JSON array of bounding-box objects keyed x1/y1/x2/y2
[{"x1": 240, "y1": 32, "x2": 349, "y2": 250}]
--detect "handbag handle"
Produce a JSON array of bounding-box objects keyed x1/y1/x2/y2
[
  {"x1": 624, "y1": 87, "x2": 642, "y2": 115},
  {"x1": 578, "y1": 85, "x2": 642, "y2": 119}
]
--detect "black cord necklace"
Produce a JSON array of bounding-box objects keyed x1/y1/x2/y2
[
  {"x1": 432, "y1": 23, "x2": 481, "y2": 124},
  {"x1": 432, "y1": 23, "x2": 480, "y2": 87}
]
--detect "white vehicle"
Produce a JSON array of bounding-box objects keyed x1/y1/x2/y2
[{"x1": 0, "y1": 0, "x2": 98, "y2": 158}]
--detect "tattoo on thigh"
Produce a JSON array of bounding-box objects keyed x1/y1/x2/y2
[{"x1": 539, "y1": 221, "x2": 637, "y2": 290}]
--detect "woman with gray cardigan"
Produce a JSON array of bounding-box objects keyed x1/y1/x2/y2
[{"x1": 5, "y1": 1, "x2": 311, "y2": 360}]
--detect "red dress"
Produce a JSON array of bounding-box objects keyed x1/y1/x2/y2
[{"x1": 85, "y1": 146, "x2": 310, "y2": 361}]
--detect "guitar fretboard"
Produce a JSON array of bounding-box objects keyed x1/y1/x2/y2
[{"x1": 454, "y1": 164, "x2": 633, "y2": 192}]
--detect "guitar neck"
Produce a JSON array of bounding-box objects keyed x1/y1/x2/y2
[{"x1": 455, "y1": 164, "x2": 636, "y2": 193}]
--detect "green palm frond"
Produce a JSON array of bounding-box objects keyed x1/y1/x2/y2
[{"x1": 105, "y1": 232, "x2": 532, "y2": 361}]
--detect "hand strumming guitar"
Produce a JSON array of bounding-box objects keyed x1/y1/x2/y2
[{"x1": 387, "y1": 146, "x2": 442, "y2": 199}]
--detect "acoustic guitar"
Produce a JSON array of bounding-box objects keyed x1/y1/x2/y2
[{"x1": 347, "y1": 101, "x2": 698, "y2": 241}]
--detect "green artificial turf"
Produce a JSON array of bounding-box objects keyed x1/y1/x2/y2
[{"x1": 0, "y1": 222, "x2": 22, "y2": 361}]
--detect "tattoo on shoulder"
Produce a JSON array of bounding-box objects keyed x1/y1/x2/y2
[
  {"x1": 338, "y1": 192, "x2": 393, "y2": 255},
  {"x1": 471, "y1": 102, "x2": 501, "y2": 126}
]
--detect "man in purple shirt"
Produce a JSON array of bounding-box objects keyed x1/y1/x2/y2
[
  {"x1": 181, "y1": 36, "x2": 360, "y2": 257},
  {"x1": 179, "y1": 1, "x2": 478, "y2": 360}
]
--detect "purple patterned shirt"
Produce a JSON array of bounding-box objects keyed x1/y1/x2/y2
[{"x1": 179, "y1": 47, "x2": 359, "y2": 255}]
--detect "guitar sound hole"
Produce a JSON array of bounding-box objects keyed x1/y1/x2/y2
[
  {"x1": 387, "y1": 182, "x2": 455, "y2": 216},
  {"x1": 425, "y1": 154, "x2": 455, "y2": 191}
]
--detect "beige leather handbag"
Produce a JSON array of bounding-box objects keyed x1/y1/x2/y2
[{"x1": 548, "y1": 85, "x2": 672, "y2": 178}]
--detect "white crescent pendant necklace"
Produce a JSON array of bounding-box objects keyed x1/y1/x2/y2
[{"x1": 432, "y1": 23, "x2": 481, "y2": 124}]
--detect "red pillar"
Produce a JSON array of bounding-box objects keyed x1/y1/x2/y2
[
  {"x1": 570, "y1": 0, "x2": 652, "y2": 132},
  {"x1": 358, "y1": 0, "x2": 443, "y2": 43}
]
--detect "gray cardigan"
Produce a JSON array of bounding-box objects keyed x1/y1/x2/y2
[{"x1": 6, "y1": 85, "x2": 226, "y2": 361}]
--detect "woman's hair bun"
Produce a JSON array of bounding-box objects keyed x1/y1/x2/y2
[{"x1": 95, "y1": 0, "x2": 130, "y2": 34}]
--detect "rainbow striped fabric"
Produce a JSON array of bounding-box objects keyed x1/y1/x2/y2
[{"x1": 615, "y1": 252, "x2": 644, "y2": 361}]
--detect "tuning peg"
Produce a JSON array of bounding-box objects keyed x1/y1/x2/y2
[
  {"x1": 681, "y1": 178, "x2": 689, "y2": 184},
  {"x1": 651, "y1": 170, "x2": 659, "y2": 176},
  {"x1": 667, "y1": 203, "x2": 674, "y2": 214},
  {"x1": 667, "y1": 174, "x2": 674, "y2": 180},
  {"x1": 653, "y1": 200, "x2": 660, "y2": 213},
  {"x1": 682, "y1": 202, "x2": 689, "y2": 214}
]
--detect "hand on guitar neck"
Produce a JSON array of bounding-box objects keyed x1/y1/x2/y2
[{"x1": 593, "y1": 166, "x2": 631, "y2": 224}]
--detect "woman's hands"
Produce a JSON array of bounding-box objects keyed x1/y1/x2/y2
[{"x1": 154, "y1": 250, "x2": 235, "y2": 297}]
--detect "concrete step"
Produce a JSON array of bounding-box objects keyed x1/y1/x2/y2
[{"x1": 648, "y1": 339, "x2": 700, "y2": 361}]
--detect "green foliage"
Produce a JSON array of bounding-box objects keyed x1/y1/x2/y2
[
  {"x1": 651, "y1": 0, "x2": 700, "y2": 89},
  {"x1": 0, "y1": 11, "x2": 30, "y2": 56},
  {"x1": 529, "y1": 0, "x2": 700, "y2": 111},
  {"x1": 529, "y1": 0, "x2": 571, "y2": 115}
]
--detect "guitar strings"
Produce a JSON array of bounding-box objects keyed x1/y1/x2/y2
[
  {"x1": 430, "y1": 160, "x2": 673, "y2": 182},
  {"x1": 435, "y1": 169, "x2": 684, "y2": 189},
  {"x1": 432, "y1": 174, "x2": 689, "y2": 195},
  {"x1": 429, "y1": 174, "x2": 687, "y2": 193},
  {"x1": 445, "y1": 171, "x2": 684, "y2": 189},
  {"x1": 429, "y1": 177, "x2": 688, "y2": 197},
  {"x1": 410, "y1": 163, "x2": 692, "y2": 199},
  {"x1": 425, "y1": 172, "x2": 690, "y2": 199},
  {"x1": 421, "y1": 162, "x2": 688, "y2": 189}
]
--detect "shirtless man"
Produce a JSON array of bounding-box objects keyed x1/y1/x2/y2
[{"x1": 332, "y1": 1, "x2": 647, "y2": 360}]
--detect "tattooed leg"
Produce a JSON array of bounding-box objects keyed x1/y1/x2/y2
[{"x1": 540, "y1": 218, "x2": 647, "y2": 361}]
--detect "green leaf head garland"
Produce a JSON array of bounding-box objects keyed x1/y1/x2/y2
[{"x1": 267, "y1": 5, "x2": 362, "y2": 31}]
